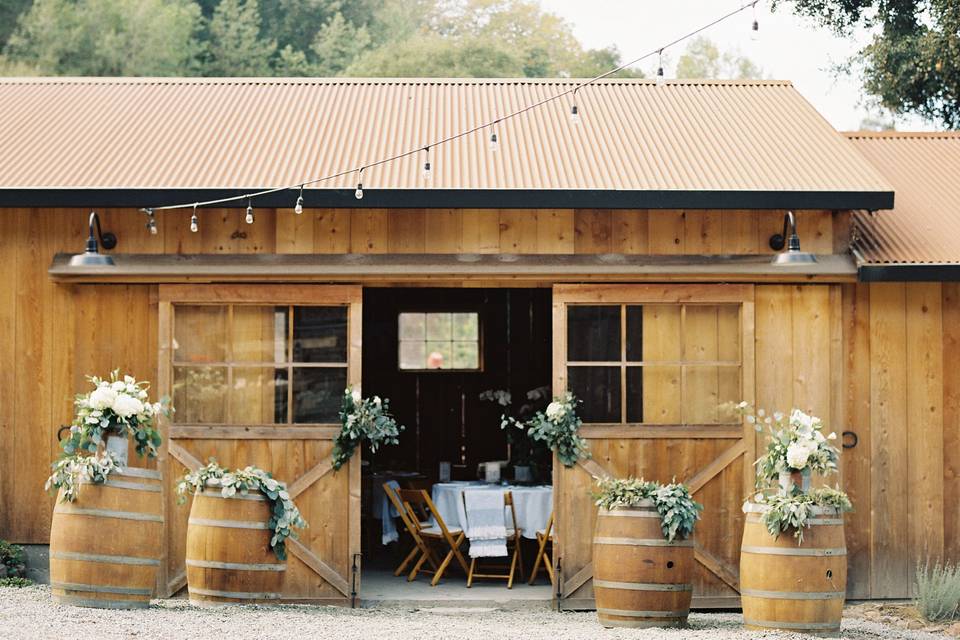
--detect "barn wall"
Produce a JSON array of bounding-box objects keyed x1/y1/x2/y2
[{"x1": 0, "y1": 207, "x2": 953, "y2": 602}]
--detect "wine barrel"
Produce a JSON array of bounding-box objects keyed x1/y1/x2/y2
[
  {"x1": 740, "y1": 503, "x2": 847, "y2": 636},
  {"x1": 185, "y1": 486, "x2": 285, "y2": 605},
  {"x1": 49, "y1": 467, "x2": 163, "y2": 609},
  {"x1": 593, "y1": 501, "x2": 694, "y2": 628}
]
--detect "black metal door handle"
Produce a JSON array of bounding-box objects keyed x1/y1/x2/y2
[
  {"x1": 842, "y1": 431, "x2": 858, "y2": 449},
  {"x1": 57, "y1": 425, "x2": 72, "y2": 442}
]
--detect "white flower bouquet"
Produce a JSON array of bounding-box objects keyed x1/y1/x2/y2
[
  {"x1": 332, "y1": 387, "x2": 404, "y2": 470},
  {"x1": 526, "y1": 392, "x2": 589, "y2": 467}
]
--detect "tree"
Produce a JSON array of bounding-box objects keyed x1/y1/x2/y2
[
  {"x1": 3, "y1": 0, "x2": 201, "y2": 76},
  {"x1": 205, "y1": 0, "x2": 276, "y2": 76},
  {"x1": 775, "y1": 0, "x2": 960, "y2": 128},
  {"x1": 674, "y1": 37, "x2": 764, "y2": 80}
]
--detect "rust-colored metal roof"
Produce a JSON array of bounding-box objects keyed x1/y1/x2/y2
[
  {"x1": 0, "y1": 77, "x2": 893, "y2": 209},
  {"x1": 847, "y1": 132, "x2": 960, "y2": 273}
]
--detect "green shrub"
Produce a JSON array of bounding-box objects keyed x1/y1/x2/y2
[
  {"x1": 914, "y1": 560, "x2": 960, "y2": 622},
  {"x1": 0, "y1": 540, "x2": 26, "y2": 579},
  {"x1": 0, "y1": 577, "x2": 32, "y2": 588}
]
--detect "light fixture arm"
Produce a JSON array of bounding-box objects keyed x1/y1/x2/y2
[
  {"x1": 768, "y1": 210, "x2": 799, "y2": 252},
  {"x1": 85, "y1": 211, "x2": 117, "y2": 252}
]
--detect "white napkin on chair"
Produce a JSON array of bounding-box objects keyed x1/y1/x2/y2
[
  {"x1": 378, "y1": 480, "x2": 401, "y2": 545},
  {"x1": 463, "y1": 489, "x2": 508, "y2": 558}
]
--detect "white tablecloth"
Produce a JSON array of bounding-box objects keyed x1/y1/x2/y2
[{"x1": 431, "y1": 481, "x2": 553, "y2": 540}]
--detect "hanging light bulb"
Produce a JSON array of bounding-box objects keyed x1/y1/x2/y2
[
  {"x1": 355, "y1": 167, "x2": 364, "y2": 200},
  {"x1": 422, "y1": 147, "x2": 432, "y2": 180},
  {"x1": 489, "y1": 131, "x2": 499, "y2": 152},
  {"x1": 570, "y1": 89, "x2": 581, "y2": 125},
  {"x1": 245, "y1": 198, "x2": 254, "y2": 224},
  {"x1": 751, "y1": 3, "x2": 760, "y2": 41},
  {"x1": 656, "y1": 49, "x2": 666, "y2": 86},
  {"x1": 144, "y1": 208, "x2": 158, "y2": 235},
  {"x1": 294, "y1": 184, "x2": 304, "y2": 215},
  {"x1": 190, "y1": 204, "x2": 199, "y2": 233}
]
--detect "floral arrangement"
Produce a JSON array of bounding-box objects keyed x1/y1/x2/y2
[
  {"x1": 176, "y1": 460, "x2": 306, "y2": 561},
  {"x1": 526, "y1": 392, "x2": 589, "y2": 467},
  {"x1": 751, "y1": 486, "x2": 853, "y2": 543},
  {"x1": 333, "y1": 388, "x2": 404, "y2": 470},
  {"x1": 480, "y1": 385, "x2": 552, "y2": 475},
  {"x1": 46, "y1": 371, "x2": 170, "y2": 502},
  {"x1": 735, "y1": 402, "x2": 840, "y2": 490},
  {"x1": 593, "y1": 477, "x2": 703, "y2": 542}
]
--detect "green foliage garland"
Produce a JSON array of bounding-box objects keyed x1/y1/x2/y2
[
  {"x1": 753, "y1": 486, "x2": 853, "y2": 544},
  {"x1": 45, "y1": 451, "x2": 122, "y2": 503},
  {"x1": 593, "y1": 477, "x2": 703, "y2": 542},
  {"x1": 176, "y1": 460, "x2": 306, "y2": 561},
  {"x1": 526, "y1": 392, "x2": 589, "y2": 468},
  {"x1": 333, "y1": 388, "x2": 403, "y2": 471}
]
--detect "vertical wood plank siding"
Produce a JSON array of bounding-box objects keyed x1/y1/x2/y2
[{"x1": 0, "y1": 207, "x2": 955, "y2": 602}]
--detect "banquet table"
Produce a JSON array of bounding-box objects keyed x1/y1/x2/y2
[{"x1": 430, "y1": 481, "x2": 553, "y2": 540}]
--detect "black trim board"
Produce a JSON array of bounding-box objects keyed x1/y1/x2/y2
[
  {"x1": 858, "y1": 264, "x2": 960, "y2": 282},
  {"x1": 0, "y1": 188, "x2": 894, "y2": 211}
]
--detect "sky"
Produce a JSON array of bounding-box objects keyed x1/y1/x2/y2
[{"x1": 540, "y1": 0, "x2": 934, "y2": 132}]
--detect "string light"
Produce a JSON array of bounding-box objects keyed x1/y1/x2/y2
[
  {"x1": 751, "y1": 2, "x2": 760, "y2": 41},
  {"x1": 294, "y1": 184, "x2": 304, "y2": 214},
  {"x1": 245, "y1": 197, "x2": 254, "y2": 224},
  {"x1": 143, "y1": 208, "x2": 158, "y2": 235},
  {"x1": 422, "y1": 147, "x2": 432, "y2": 180},
  {"x1": 144, "y1": 3, "x2": 759, "y2": 215},
  {"x1": 190, "y1": 204, "x2": 199, "y2": 233},
  {"x1": 489, "y1": 126, "x2": 499, "y2": 152}
]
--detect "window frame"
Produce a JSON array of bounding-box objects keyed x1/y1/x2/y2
[{"x1": 396, "y1": 309, "x2": 484, "y2": 373}]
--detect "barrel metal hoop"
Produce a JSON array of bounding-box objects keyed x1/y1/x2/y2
[
  {"x1": 597, "y1": 607, "x2": 687, "y2": 618},
  {"x1": 741, "y1": 588, "x2": 846, "y2": 600},
  {"x1": 115, "y1": 467, "x2": 162, "y2": 480},
  {"x1": 78, "y1": 478, "x2": 161, "y2": 493},
  {"x1": 593, "y1": 536, "x2": 693, "y2": 547},
  {"x1": 51, "y1": 550, "x2": 161, "y2": 566},
  {"x1": 743, "y1": 618, "x2": 841, "y2": 631},
  {"x1": 188, "y1": 517, "x2": 270, "y2": 530},
  {"x1": 52, "y1": 594, "x2": 150, "y2": 609},
  {"x1": 54, "y1": 506, "x2": 163, "y2": 523},
  {"x1": 741, "y1": 545, "x2": 846, "y2": 557},
  {"x1": 594, "y1": 579, "x2": 692, "y2": 592},
  {"x1": 51, "y1": 581, "x2": 152, "y2": 596},
  {"x1": 186, "y1": 559, "x2": 286, "y2": 572},
  {"x1": 745, "y1": 516, "x2": 844, "y2": 526},
  {"x1": 598, "y1": 509, "x2": 659, "y2": 518},
  {"x1": 189, "y1": 587, "x2": 282, "y2": 600},
  {"x1": 196, "y1": 491, "x2": 268, "y2": 502}
]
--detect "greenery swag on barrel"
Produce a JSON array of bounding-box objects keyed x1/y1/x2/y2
[
  {"x1": 592, "y1": 478, "x2": 703, "y2": 629},
  {"x1": 737, "y1": 403, "x2": 853, "y2": 636},
  {"x1": 44, "y1": 371, "x2": 171, "y2": 609},
  {"x1": 177, "y1": 461, "x2": 306, "y2": 606}
]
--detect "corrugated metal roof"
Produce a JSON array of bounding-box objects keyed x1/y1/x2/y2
[
  {"x1": 0, "y1": 77, "x2": 892, "y2": 210},
  {"x1": 847, "y1": 132, "x2": 960, "y2": 266}
]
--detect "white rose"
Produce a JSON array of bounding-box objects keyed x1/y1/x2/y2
[
  {"x1": 827, "y1": 432, "x2": 837, "y2": 440},
  {"x1": 545, "y1": 401, "x2": 565, "y2": 421},
  {"x1": 787, "y1": 440, "x2": 811, "y2": 469},
  {"x1": 351, "y1": 389, "x2": 362, "y2": 404},
  {"x1": 112, "y1": 394, "x2": 144, "y2": 418},
  {"x1": 89, "y1": 386, "x2": 117, "y2": 410},
  {"x1": 111, "y1": 380, "x2": 126, "y2": 392}
]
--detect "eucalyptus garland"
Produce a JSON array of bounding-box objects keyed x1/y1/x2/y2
[
  {"x1": 594, "y1": 477, "x2": 703, "y2": 542},
  {"x1": 751, "y1": 486, "x2": 853, "y2": 544},
  {"x1": 176, "y1": 461, "x2": 306, "y2": 561},
  {"x1": 44, "y1": 451, "x2": 123, "y2": 503},
  {"x1": 333, "y1": 388, "x2": 403, "y2": 470},
  {"x1": 526, "y1": 392, "x2": 589, "y2": 467}
]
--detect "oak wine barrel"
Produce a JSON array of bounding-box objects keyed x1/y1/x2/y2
[
  {"x1": 740, "y1": 503, "x2": 847, "y2": 636},
  {"x1": 593, "y1": 501, "x2": 694, "y2": 628},
  {"x1": 49, "y1": 467, "x2": 163, "y2": 609},
  {"x1": 185, "y1": 486, "x2": 286, "y2": 605}
]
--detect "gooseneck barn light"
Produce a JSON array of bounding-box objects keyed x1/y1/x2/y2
[
  {"x1": 769, "y1": 211, "x2": 817, "y2": 266},
  {"x1": 69, "y1": 211, "x2": 117, "y2": 266}
]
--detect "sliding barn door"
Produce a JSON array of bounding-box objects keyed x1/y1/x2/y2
[
  {"x1": 157, "y1": 285, "x2": 362, "y2": 604},
  {"x1": 552, "y1": 284, "x2": 756, "y2": 609}
]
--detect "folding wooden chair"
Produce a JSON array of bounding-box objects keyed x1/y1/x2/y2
[
  {"x1": 383, "y1": 482, "x2": 437, "y2": 578},
  {"x1": 397, "y1": 488, "x2": 469, "y2": 586},
  {"x1": 528, "y1": 510, "x2": 555, "y2": 585},
  {"x1": 462, "y1": 490, "x2": 524, "y2": 588}
]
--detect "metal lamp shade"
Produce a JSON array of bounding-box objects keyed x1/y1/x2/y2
[
  {"x1": 771, "y1": 249, "x2": 817, "y2": 266},
  {"x1": 68, "y1": 251, "x2": 115, "y2": 266}
]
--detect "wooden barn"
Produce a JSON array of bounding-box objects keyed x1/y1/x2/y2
[{"x1": 0, "y1": 77, "x2": 957, "y2": 607}]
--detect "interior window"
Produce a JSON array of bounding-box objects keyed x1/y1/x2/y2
[
  {"x1": 398, "y1": 312, "x2": 480, "y2": 370},
  {"x1": 172, "y1": 304, "x2": 348, "y2": 425}
]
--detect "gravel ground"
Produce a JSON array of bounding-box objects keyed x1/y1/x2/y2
[{"x1": 0, "y1": 586, "x2": 945, "y2": 640}]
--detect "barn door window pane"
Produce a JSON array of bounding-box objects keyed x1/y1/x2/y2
[
  {"x1": 568, "y1": 366, "x2": 620, "y2": 423},
  {"x1": 173, "y1": 366, "x2": 227, "y2": 423},
  {"x1": 292, "y1": 367, "x2": 347, "y2": 423},
  {"x1": 398, "y1": 312, "x2": 481, "y2": 370},
  {"x1": 293, "y1": 307, "x2": 347, "y2": 363},
  {"x1": 174, "y1": 306, "x2": 226, "y2": 363},
  {"x1": 567, "y1": 306, "x2": 620, "y2": 361}
]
